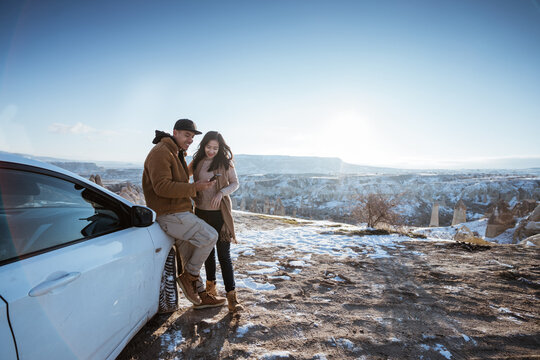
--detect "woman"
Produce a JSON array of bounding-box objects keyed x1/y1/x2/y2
[{"x1": 189, "y1": 131, "x2": 243, "y2": 312}]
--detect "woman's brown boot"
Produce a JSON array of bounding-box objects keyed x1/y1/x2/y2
[
  {"x1": 206, "y1": 280, "x2": 218, "y2": 296},
  {"x1": 226, "y1": 290, "x2": 244, "y2": 312}
]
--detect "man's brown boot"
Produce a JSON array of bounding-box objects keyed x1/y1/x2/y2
[
  {"x1": 206, "y1": 280, "x2": 218, "y2": 296},
  {"x1": 176, "y1": 272, "x2": 201, "y2": 305},
  {"x1": 226, "y1": 290, "x2": 244, "y2": 312},
  {"x1": 193, "y1": 291, "x2": 226, "y2": 310}
]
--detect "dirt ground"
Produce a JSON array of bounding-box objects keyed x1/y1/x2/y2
[{"x1": 118, "y1": 214, "x2": 540, "y2": 360}]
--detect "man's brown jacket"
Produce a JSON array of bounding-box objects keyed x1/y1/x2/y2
[{"x1": 142, "y1": 137, "x2": 196, "y2": 217}]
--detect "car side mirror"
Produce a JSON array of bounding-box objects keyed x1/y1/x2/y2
[{"x1": 131, "y1": 206, "x2": 156, "y2": 227}]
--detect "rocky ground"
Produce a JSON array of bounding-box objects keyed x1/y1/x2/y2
[{"x1": 118, "y1": 212, "x2": 540, "y2": 360}]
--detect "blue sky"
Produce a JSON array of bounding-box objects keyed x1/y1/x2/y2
[{"x1": 1, "y1": 0, "x2": 539, "y2": 168}]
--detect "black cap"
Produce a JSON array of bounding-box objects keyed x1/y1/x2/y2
[{"x1": 174, "y1": 118, "x2": 202, "y2": 135}]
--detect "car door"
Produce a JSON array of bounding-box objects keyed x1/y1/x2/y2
[
  {"x1": 0, "y1": 166, "x2": 157, "y2": 360},
  {"x1": 0, "y1": 295, "x2": 17, "y2": 360}
]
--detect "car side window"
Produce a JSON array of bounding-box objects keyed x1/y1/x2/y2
[{"x1": 0, "y1": 168, "x2": 127, "y2": 263}]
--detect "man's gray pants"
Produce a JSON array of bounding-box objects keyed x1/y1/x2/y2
[{"x1": 157, "y1": 212, "x2": 218, "y2": 293}]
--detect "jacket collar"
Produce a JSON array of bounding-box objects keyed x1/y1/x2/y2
[{"x1": 162, "y1": 136, "x2": 181, "y2": 153}]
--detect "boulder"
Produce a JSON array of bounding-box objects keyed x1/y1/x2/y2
[
  {"x1": 454, "y1": 226, "x2": 492, "y2": 245},
  {"x1": 518, "y1": 233, "x2": 540, "y2": 246}
]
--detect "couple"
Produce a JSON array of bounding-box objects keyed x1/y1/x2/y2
[{"x1": 142, "y1": 118, "x2": 242, "y2": 312}]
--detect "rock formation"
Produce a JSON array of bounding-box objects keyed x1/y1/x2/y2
[
  {"x1": 511, "y1": 199, "x2": 538, "y2": 218},
  {"x1": 249, "y1": 199, "x2": 258, "y2": 213},
  {"x1": 274, "y1": 198, "x2": 286, "y2": 216},
  {"x1": 513, "y1": 203, "x2": 540, "y2": 242},
  {"x1": 118, "y1": 184, "x2": 145, "y2": 205},
  {"x1": 429, "y1": 202, "x2": 439, "y2": 227},
  {"x1": 263, "y1": 198, "x2": 271, "y2": 214},
  {"x1": 104, "y1": 181, "x2": 145, "y2": 205},
  {"x1": 485, "y1": 200, "x2": 516, "y2": 238},
  {"x1": 87, "y1": 174, "x2": 146, "y2": 205},
  {"x1": 88, "y1": 174, "x2": 104, "y2": 187},
  {"x1": 94, "y1": 174, "x2": 103, "y2": 187},
  {"x1": 240, "y1": 198, "x2": 246, "y2": 211},
  {"x1": 451, "y1": 200, "x2": 467, "y2": 225}
]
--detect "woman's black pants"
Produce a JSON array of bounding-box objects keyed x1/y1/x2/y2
[{"x1": 195, "y1": 208, "x2": 236, "y2": 292}]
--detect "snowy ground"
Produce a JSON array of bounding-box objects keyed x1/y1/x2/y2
[{"x1": 118, "y1": 212, "x2": 540, "y2": 360}]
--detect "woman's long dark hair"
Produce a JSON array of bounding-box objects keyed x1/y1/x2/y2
[{"x1": 192, "y1": 131, "x2": 233, "y2": 172}]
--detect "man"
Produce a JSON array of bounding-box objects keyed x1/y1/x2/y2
[{"x1": 142, "y1": 118, "x2": 225, "y2": 308}]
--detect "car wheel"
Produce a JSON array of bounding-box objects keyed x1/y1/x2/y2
[{"x1": 158, "y1": 248, "x2": 179, "y2": 313}]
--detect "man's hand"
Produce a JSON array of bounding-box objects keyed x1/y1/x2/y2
[
  {"x1": 211, "y1": 191, "x2": 223, "y2": 208},
  {"x1": 194, "y1": 179, "x2": 215, "y2": 191}
]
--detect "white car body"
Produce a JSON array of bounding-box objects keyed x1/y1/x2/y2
[{"x1": 0, "y1": 153, "x2": 175, "y2": 360}]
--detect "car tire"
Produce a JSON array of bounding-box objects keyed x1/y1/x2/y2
[{"x1": 158, "y1": 248, "x2": 180, "y2": 313}]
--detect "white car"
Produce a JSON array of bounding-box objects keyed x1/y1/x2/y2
[{"x1": 0, "y1": 153, "x2": 179, "y2": 360}]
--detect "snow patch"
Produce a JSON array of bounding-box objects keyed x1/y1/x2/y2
[
  {"x1": 160, "y1": 329, "x2": 184, "y2": 354},
  {"x1": 236, "y1": 277, "x2": 276, "y2": 291},
  {"x1": 251, "y1": 260, "x2": 279, "y2": 267},
  {"x1": 420, "y1": 343, "x2": 452, "y2": 359},
  {"x1": 336, "y1": 338, "x2": 355, "y2": 350},
  {"x1": 247, "y1": 267, "x2": 280, "y2": 275},
  {"x1": 260, "y1": 350, "x2": 291, "y2": 359},
  {"x1": 269, "y1": 275, "x2": 291, "y2": 280},
  {"x1": 289, "y1": 260, "x2": 306, "y2": 267},
  {"x1": 236, "y1": 322, "x2": 255, "y2": 338},
  {"x1": 461, "y1": 334, "x2": 477, "y2": 345}
]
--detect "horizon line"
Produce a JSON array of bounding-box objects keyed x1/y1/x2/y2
[{"x1": 3, "y1": 150, "x2": 539, "y2": 171}]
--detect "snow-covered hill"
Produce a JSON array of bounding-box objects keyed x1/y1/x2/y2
[{"x1": 233, "y1": 172, "x2": 540, "y2": 226}]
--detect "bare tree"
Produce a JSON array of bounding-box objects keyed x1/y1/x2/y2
[{"x1": 352, "y1": 193, "x2": 402, "y2": 228}]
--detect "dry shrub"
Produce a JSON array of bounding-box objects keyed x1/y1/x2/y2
[{"x1": 352, "y1": 193, "x2": 402, "y2": 228}]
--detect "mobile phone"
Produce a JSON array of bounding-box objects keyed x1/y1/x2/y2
[{"x1": 209, "y1": 174, "x2": 222, "y2": 181}]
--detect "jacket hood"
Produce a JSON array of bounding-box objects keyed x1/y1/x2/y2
[
  {"x1": 152, "y1": 130, "x2": 177, "y2": 145},
  {"x1": 152, "y1": 130, "x2": 188, "y2": 158}
]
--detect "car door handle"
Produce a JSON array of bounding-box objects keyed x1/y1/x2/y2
[{"x1": 28, "y1": 272, "x2": 81, "y2": 297}]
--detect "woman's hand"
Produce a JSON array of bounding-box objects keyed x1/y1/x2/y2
[
  {"x1": 211, "y1": 191, "x2": 223, "y2": 208},
  {"x1": 194, "y1": 179, "x2": 215, "y2": 191}
]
